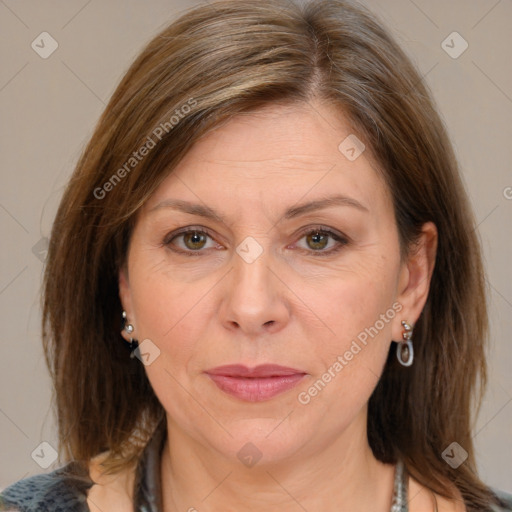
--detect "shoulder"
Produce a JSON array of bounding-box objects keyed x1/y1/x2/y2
[
  {"x1": 0, "y1": 454, "x2": 136, "y2": 512},
  {"x1": 0, "y1": 462, "x2": 93, "y2": 512},
  {"x1": 490, "y1": 487, "x2": 512, "y2": 511},
  {"x1": 85, "y1": 453, "x2": 135, "y2": 512},
  {"x1": 409, "y1": 475, "x2": 512, "y2": 512}
]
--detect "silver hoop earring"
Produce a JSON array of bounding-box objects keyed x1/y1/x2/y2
[
  {"x1": 396, "y1": 320, "x2": 414, "y2": 367},
  {"x1": 121, "y1": 310, "x2": 139, "y2": 353}
]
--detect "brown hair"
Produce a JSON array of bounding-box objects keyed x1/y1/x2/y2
[{"x1": 42, "y1": 0, "x2": 500, "y2": 509}]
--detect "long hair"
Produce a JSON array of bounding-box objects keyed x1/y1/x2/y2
[{"x1": 42, "y1": 1, "x2": 499, "y2": 509}]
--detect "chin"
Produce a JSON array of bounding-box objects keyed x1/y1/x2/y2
[{"x1": 201, "y1": 418, "x2": 317, "y2": 468}]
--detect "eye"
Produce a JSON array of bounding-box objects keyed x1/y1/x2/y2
[
  {"x1": 164, "y1": 228, "x2": 219, "y2": 255},
  {"x1": 294, "y1": 227, "x2": 349, "y2": 256},
  {"x1": 163, "y1": 226, "x2": 349, "y2": 257}
]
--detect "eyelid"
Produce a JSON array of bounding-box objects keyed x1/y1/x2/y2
[
  {"x1": 162, "y1": 226, "x2": 216, "y2": 246},
  {"x1": 163, "y1": 224, "x2": 350, "y2": 256},
  {"x1": 162, "y1": 226, "x2": 221, "y2": 256},
  {"x1": 292, "y1": 225, "x2": 350, "y2": 256}
]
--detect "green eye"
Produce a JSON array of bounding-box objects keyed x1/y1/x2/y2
[
  {"x1": 182, "y1": 231, "x2": 209, "y2": 250},
  {"x1": 164, "y1": 226, "x2": 349, "y2": 257},
  {"x1": 297, "y1": 228, "x2": 349, "y2": 256},
  {"x1": 306, "y1": 231, "x2": 330, "y2": 251},
  {"x1": 164, "y1": 228, "x2": 217, "y2": 255}
]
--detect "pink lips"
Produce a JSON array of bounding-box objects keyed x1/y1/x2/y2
[{"x1": 205, "y1": 364, "x2": 307, "y2": 402}]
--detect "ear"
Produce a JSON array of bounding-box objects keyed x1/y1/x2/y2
[
  {"x1": 119, "y1": 263, "x2": 134, "y2": 343},
  {"x1": 392, "y1": 221, "x2": 438, "y2": 341}
]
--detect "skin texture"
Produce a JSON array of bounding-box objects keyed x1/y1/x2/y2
[{"x1": 93, "y1": 100, "x2": 450, "y2": 511}]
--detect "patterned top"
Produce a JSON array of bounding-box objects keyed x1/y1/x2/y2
[{"x1": 1, "y1": 421, "x2": 511, "y2": 511}]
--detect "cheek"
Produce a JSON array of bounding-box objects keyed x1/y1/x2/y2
[
  {"x1": 128, "y1": 269, "x2": 210, "y2": 412},
  {"x1": 297, "y1": 279, "x2": 397, "y2": 425},
  {"x1": 129, "y1": 248, "x2": 206, "y2": 332},
  {"x1": 127, "y1": 258, "x2": 203, "y2": 369},
  {"x1": 312, "y1": 254, "x2": 399, "y2": 343},
  {"x1": 299, "y1": 252, "x2": 399, "y2": 408}
]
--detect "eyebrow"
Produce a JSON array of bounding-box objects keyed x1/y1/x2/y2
[{"x1": 148, "y1": 194, "x2": 369, "y2": 222}]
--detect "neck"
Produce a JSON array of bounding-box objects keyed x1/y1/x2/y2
[{"x1": 160, "y1": 410, "x2": 396, "y2": 512}]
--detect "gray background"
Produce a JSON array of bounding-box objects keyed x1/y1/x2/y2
[{"x1": 1, "y1": 0, "x2": 511, "y2": 492}]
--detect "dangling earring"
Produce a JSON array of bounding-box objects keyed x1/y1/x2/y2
[
  {"x1": 121, "y1": 310, "x2": 139, "y2": 353},
  {"x1": 396, "y1": 320, "x2": 414, "y2": 367}
]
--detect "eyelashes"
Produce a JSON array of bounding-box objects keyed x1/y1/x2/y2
[
  {"x1": 164, "y1": 228, "x2": 220, "y2": 255},
  {"x1": 162, "y1": 225, "x2": 350, "y2": 257}
]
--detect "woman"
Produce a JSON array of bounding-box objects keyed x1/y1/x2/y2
[{"x1": 1, "y1": 0, "x2": 510, "y2": 510}]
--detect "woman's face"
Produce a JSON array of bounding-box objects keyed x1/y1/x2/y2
[{"x1": 119, "y1": 100, "x2": 435, "y2": 465}]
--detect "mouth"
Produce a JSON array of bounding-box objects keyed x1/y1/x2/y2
[{"x1": 204, "y1": 364, "x2": 307, "y2": 402}]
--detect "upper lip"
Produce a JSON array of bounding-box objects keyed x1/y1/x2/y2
[{"x1": 205, "y1": 364, "x2": 305, "y2": 378}]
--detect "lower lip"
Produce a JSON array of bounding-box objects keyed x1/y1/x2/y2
[{"x1": 206, "y1": 373, "x2": 306, "y2": 402}]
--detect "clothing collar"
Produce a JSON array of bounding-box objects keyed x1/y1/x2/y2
[{"x1": 132, "y1": 418, "x2": 167, "y2": 512}]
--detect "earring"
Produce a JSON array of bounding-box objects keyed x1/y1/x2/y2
[
  {"x1": 121, "y1": 310, "x2": 139, "y2": 353},
  {"x1": 396, "y1": 320, "x2": 414, "y2": 367}
]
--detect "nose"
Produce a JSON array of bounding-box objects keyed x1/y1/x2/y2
[{"x1": 219, "y1": 243, "x2": 290, "y2": 337}]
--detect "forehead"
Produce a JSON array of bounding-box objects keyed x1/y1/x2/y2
[{"x1": 144, "y1": 101, "x2": 390, "y2": 219}]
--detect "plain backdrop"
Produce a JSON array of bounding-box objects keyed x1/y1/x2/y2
[{"x1": 1, "y1": 0, "x2": 511, "y2": 493}]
